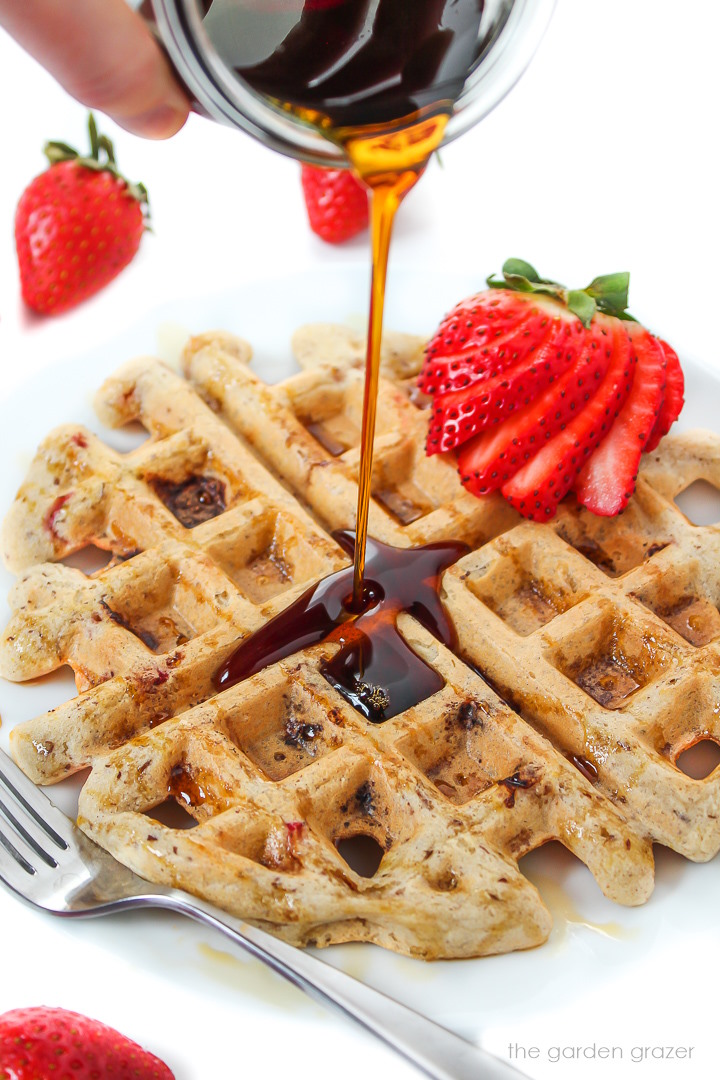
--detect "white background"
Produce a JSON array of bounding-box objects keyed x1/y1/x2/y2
[
  {"x1": 1, "y1": 1, "x2": 719, "y2": 374},
  {"x1": 0, "y1": 3, "x2": 719, "y2": 1079}
]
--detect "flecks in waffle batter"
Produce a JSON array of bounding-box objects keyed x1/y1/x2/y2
[{"x1": 1, "y1": 325, "x2": 718, "y2": 958}]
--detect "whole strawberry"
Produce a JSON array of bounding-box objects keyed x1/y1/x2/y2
[
  {"x1": 15, "y1": 114, "x2": 149, "y2": 315},
  {"x1": 0, "y1": 1006, "x2": 174, "y2": 1079},
  {"x1": 301, "y1": 164, "x2": 369, "y2": 244}
]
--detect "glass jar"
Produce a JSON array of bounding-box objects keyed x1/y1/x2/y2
[{"x1": 140, "y1": 0, "x2": 556, "y2": 165}]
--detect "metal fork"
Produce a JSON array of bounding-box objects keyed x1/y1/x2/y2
[{"x1": 0, "y1": 748, "x2": 527, "y2": 1080}]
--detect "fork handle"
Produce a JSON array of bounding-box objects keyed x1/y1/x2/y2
[{"x1": 158, "y1": 892, "x2": 526, "y2": 1080}]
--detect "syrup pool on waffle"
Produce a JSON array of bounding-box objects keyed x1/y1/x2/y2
[{"x1": 217, "y1": 531, "x2": 469, "y2": 721}]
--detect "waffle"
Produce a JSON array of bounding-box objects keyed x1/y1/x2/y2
[{"x1": 1, "y1": 323, "x2": 719, "y2": 960}]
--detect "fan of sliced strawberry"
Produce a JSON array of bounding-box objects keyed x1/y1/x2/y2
[{"x1": 420, "y1": 258, "x2": 685, "y2": 520}]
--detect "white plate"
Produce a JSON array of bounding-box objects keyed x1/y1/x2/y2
[{"x1": 1, "y1": 267, "x2": 719, "y2": 1080}]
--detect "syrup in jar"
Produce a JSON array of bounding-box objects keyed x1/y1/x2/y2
[{"x1": 228, "y1": 0, "x2": 486, "y2": 131}]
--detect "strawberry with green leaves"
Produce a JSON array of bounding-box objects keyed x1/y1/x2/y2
[
  {"x1": 420, "y1": 259, "x2": 685, "y2": 519},
  {"x1": 15, "y1": 114, "x2": 149, "y2": 315}
]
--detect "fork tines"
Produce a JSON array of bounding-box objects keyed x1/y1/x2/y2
[{"x1": 0, "y1": 748, "x2": 70, "y2": 882}]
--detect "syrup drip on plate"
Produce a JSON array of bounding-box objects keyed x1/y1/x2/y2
[{"x1": 216, "y1": 531, "x2": 467, "y2": 721}]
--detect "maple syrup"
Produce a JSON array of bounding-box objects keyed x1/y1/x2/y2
[
  {"x1": 168, "y1": 761, "x2": 208, "y2": 807},
  {"x1": 217, "y1": 532, "x2": 468, "y2": 721},
  {"x1": 232, "y1": 0, "x2": 486, "y2": 131},
  {"x1": 208, "y1": 3, "x2": 487, "y2": 701},
  {"x1": 347, "y1": 124, "x2": 447, "y2": 606},
  {"x1": 225, "y1": 0, "x2": 487, "y2": 605},
  {"x1": 143, "y1": 0, "x2": 491, "y2": 604}
]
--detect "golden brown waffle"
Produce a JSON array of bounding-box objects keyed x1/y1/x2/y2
[{"x1": 2, "y1": 324, "x2": 718, "y2": 959}]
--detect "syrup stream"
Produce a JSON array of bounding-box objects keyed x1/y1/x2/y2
[
  {"x1": 214, "y1": 1, "x2": 480, "y2": 694},
  {"x1": 344, "y1": 114, "x2": 449, "y2": 608},
  {"x1": 217, "y1": 115, "x2": 453, "y2": 710}
]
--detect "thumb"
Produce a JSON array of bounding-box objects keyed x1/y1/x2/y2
[{"x1": 0, "y1": 0, "x2": 190, "y2": 138}]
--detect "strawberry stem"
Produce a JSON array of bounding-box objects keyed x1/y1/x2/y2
[
  {"x1": 43, "y1": 113, "x2": 150, "y2": 224},
  {"x1": 487, "y1": 258, "x2": 634, "y2": 327},
  {"x1": 88, "y1": 112, "x2": 100, "y2": 160}
]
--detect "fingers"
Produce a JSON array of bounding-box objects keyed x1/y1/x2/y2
[{"x1": 0, "y1": 0, "x2": 190, "y2": 138}]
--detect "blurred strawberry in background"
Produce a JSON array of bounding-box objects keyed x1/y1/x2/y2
[
  {"x1": 15, "y1": 114, "x2": 149, "y2": 315},
  {"x1": 301, "y1": 164, "x2": 369, "y2": 244}
]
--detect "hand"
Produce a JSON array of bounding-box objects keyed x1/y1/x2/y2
[{"x1": 0, "y1": 0, "x2": 190, "y2": 138}]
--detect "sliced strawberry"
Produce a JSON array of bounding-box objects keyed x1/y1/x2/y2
[
  {"x1": 458, "y1": 318, "x2": 615, "y2": 494},
  {"x1": 574, "y1": 324, "x2": 667, "y2": 516},
  {"x1": 644, "y1": 339, "x2": 684, "y2": 452},
  {"x1": 422, "y1": 261, "x2": 686, "y2": 522},
  {"x1": 501, "y1": 315, "x2": 636, "y2": 519},
  {"x1": 427, "y1": 313, "x2": 584, "y2": 454},
  {"x1": 418, "y1": 292, "x2": 558, "y2": 396}
]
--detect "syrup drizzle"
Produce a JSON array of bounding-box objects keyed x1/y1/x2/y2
[
  {"x1": 345, "y1": 111, "x2": 448, "y2": 608},
  {"x1": 215, "y1": 118, "x2": 461, "y2": 714},
  {"x1": 213, "y1": 2, "x2": 486, "y2": 694},
  {"x1": 227, "y1": 1, "x2": 485, "y2": 606},
  {"x1": 216, "y1": 531, "x2": 467, "y2": 722}
]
